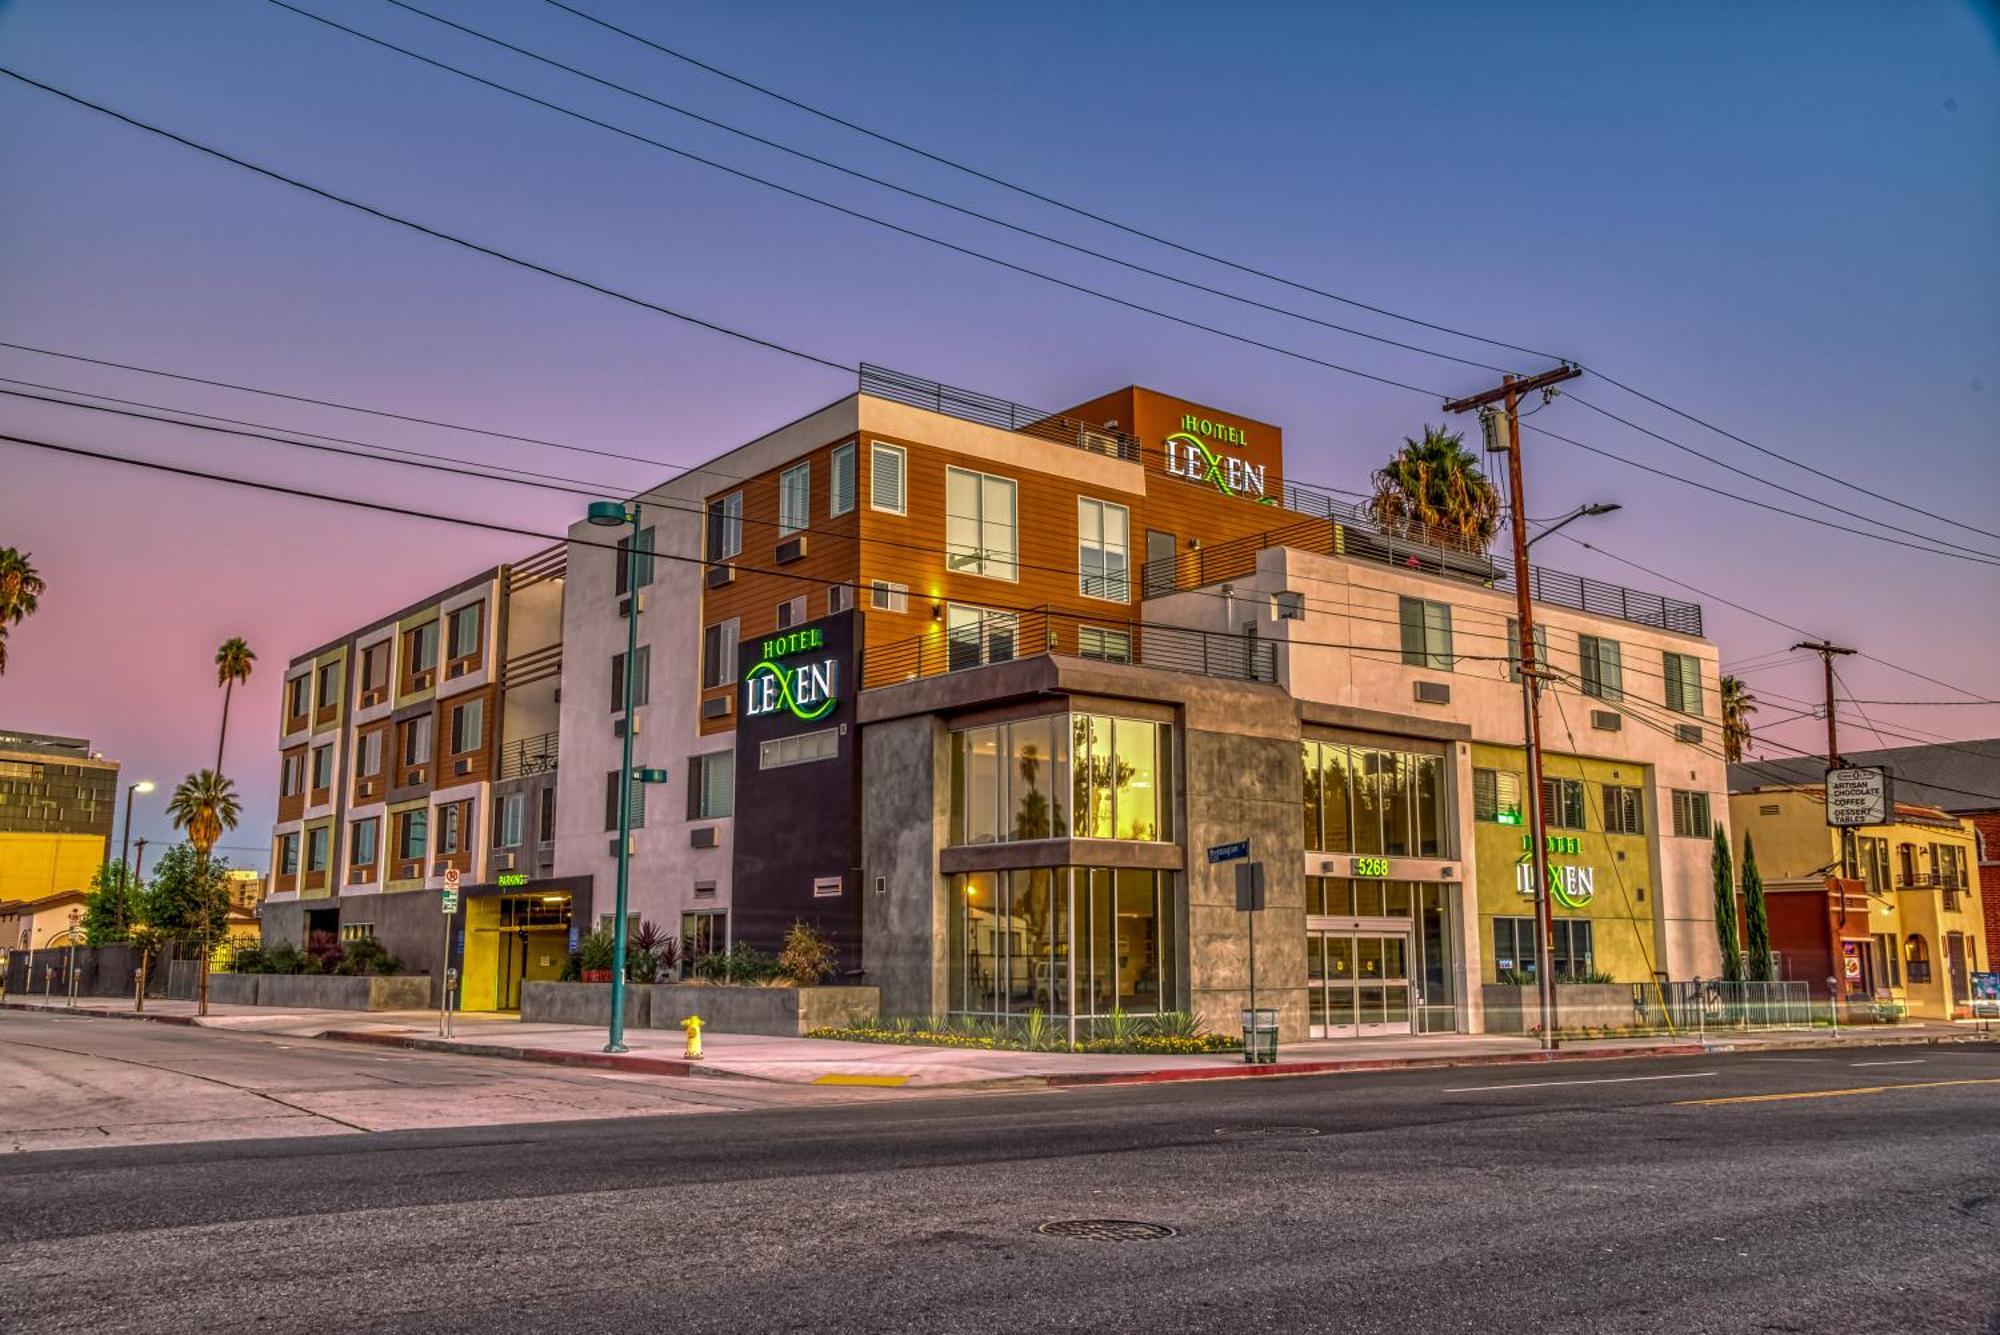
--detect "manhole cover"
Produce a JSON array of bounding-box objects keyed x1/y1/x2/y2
[
  {"x1": 1035, "y1": 1219, "x2": 1178, "y2": 1242},
  {"x1": 1214, "y1": 1125, "x2": 1320, "y2": 1139}
]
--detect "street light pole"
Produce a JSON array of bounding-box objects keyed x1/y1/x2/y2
[
  {"x1": 588, "y1": 498, "x2": 645, "y2": 1053},
  {"x1": 116, "y1": 780, "x2": 155, "y2": 936},
  {"x1": 1445, "y1": 364, "x2": 1584, "y2": 1051}
]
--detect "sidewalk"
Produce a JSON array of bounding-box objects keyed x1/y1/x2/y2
[{"x1": 7, "y1": 995, "x2": 1990, "y2": 1090}]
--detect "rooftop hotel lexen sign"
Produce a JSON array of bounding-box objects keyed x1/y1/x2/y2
[
  {"x1": 742, "y1": 627, "x2": 838, "y2": 722},
  {"x1": 1163, "y1": 414, "x2": 1276, "y2": 503},
  {"x1": 1517, "y1": 833, "x2": 1598, "y2": 910}
]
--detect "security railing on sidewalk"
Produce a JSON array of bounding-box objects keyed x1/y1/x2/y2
[{"x1": 1630, "y1": 979, "x2": 1818, "y2": 1034}]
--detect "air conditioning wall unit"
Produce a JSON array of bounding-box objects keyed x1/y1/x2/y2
[
  {"x1": 705, "y1": 566, "x2": 736, "y2": 589},
  {"x1": 701, "y1": 695, "x2": 733, "y2": 720},
  {"x1": 690, "y1": 827, "x2": 719, "y2": 849},
  {"x1": 454, "y1": 758, "x2": 472, "y2": 776},
  {"x1": 1414, "y1": 681, "x2": 1451, "y2": 705},
  {"x1": 1676, "y1": 724, "x2": 1704, "y2": 745},
  {"x1": 775, "y1": 536, "x2": 807, "y2": 564},
  {"x1": 1591, "y1": 711, "x2": 1622, "y2": 732}
]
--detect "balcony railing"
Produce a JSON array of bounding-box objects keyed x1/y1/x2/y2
[
  {"x1": 860, "y1": 365, "x2": 1141, "y2": 462},
  {"x1": 498, "y1": 730, "x2": 559, "y2": 780},
  {"x1": 1144, "y1": 486, "x2": 1704, "y2": 637},
  {"x1": 861, "y1": 607, "x2": 1276, "y2": 690}
]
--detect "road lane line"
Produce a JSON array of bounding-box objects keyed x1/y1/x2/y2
[
  {"x1": 1849, "y1": 1059, "x2": 1924, "y2": 1067},
  {"x1": 1679, "y1": 1077, "x2": 2000, "y2": 1107},
  {"x1": 1444, "y1": 1071, "x2": 1718, "y2": 1093}
]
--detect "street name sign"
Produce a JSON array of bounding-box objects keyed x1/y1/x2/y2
[
  {"x1": 1207, "y1": 840, "x2": 1250, "y2": 865},
  {"x1": 1826, "y1": 766, "x2": 1892, "y2": 827}
]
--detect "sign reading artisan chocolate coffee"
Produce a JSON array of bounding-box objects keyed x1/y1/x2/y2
[
  {"x1": 1164, "y1": 413, "x2": 1272, "y2": 500},
  {"x1": 742, "y1": 627, "x2": 839, "y2": 721}
]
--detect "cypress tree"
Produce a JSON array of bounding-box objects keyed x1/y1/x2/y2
[
  {"x1": 1712, "y1": 828, "x2": 1743, "y2": 982},
  {"x1": 1742, "y1": 834, "x2": 1775, "y2": 983}
]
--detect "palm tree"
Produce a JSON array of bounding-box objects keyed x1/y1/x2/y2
[
  {"x1": 1720, "y1": 675, "x2": 1758, "y2": 763},
  {"x1": 167, "y1": 769, "x2": 241, "y2": 1016},
  {"x1": 0, "y1": 547, "x2": 46, "y2": 676},
  {"x1": 1368, "y1": 426, "x2": 1502, "y2": 548},
  {"x1": 213, "y1": 638, "x2": 257, "y2": 777}
]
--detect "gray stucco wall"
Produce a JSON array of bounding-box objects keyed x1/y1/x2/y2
[
  {"x1": 860, "y1": 714, "x2": 950, "y2": 1019},
  {"x1": 647, "y1": 984, "x2": 879, "y2": 1036},
  {"x1": 520, "y1": 980, "x2": 650, "y2": 1028}
]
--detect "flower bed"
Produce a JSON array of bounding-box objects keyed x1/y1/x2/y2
[{"x1": 806, "y1": 1012, "x2": 1239, "y2": 1055}]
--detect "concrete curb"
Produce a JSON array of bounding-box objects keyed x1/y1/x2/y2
[
  {"x1": 1, "y1": 999, "x2": 197, "y2": 1026},
  {"x1": 317, "y1": 1027, "x2": 729, "y2": 1080}
]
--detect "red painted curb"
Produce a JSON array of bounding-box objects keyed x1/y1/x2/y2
[
  {"x1": 1041, "y1": 1041, "x2": 1707, "y2": 1088},
  {"x1": 319, "y1": 1028, "x2": 698, "y2": 1078}
]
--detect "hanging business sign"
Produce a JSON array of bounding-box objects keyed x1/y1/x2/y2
[
  {"x1": 742, "y1": 627, "x2": 839, "y2": 722},
  {"x1": 1516, "y1": 836, "x2": 1596, "y2": 909},
  {"x1": 1825, "y1": 766, "x2": 1891, "y2": 827},
  {"x1": 1162, "y1": 414, "x2": 1273, "y2": 502}
]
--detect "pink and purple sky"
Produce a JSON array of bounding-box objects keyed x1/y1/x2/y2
[{"x1": 2, "y1": 0, "x2": 1996, "y2": 867}]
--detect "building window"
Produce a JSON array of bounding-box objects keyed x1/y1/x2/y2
[
  {"x1": 281, "y1": 753, "x2": 304, "y2": 798},
  {"x1": 701, "y1": 619, "x2": 739, "y2": 690},
  {"x1": 449, "y1": 698, "x2": 483, "y2": 755},
  {"x1": 688, "y1": 751, "x2": 734, "y2": 820},
  {"x1": 948, "y1": 868, "x2": 1175, "y2": 1019},
  {"x1": 1493, "y1": 918, "x2": 1595, "y2": 980},
  {"x1": 1664, "y1": 651, "x2": 1703, "y2": 716},
  {"x1": 1670, "y1": 789, "x2": 1711, "y2": 838},
  {"x1": 1506, "y1": 620, "x2": 1549, "y2": 684},
  {"x1": 1904, "y1": 934, "x2": 1932, "y2": 985},
  {"x1": 776, "y1": 595, "x2": 808, "y2": 630},
  {"x1": 1541, "y1": 777, "x2": 1586, "y2": 830},
  {"x1": 339, "y1": 922, "x2": 375, "y2": 943},
  {"x1": 706, "y1": 491, "x2": 743, "y2": 561},
  {"x1": 495, "y1": 793, "x2": 524, "y2": 848},
  {"x1": 1398, "y1": 597, "x2": 1454, "y2": 671},
  {"x1": 604, "y1": 771, "x2": 648, "y2": 830},
  {"x1": 870, "y1": 442, "x2": 905, "y2": 514},
  {"x1": 1602, "y1": 784, "x2": 1645, "y2": 835},
  {"x1": 356, "y1": 730, "x2": 383, "y2": 779},
  {"x1": 611, "y1": 646, "x2": 651, "y2": 712},
  {"x1": 945, "y1": 605, "x2": 1018, "y2": 671},
  {"x1": 615, "y1": 526, "x2": 656, "y2": 594},
  {"x1": 1304, "y1": 741, "x2": 1446, "y2": 857},
  {"x1": 1078, "y1": 626, "x2": 1132, "y2": 663},
  {"x1": 1473, "y1": 768, "x2": 1523, "y2": 825},
  {"x1": 1872, "y1": 931, "x2": 1902, "y2": 988},
  {"x1": 828, "y1": 584, "x2": 852, "y2": 615},
  {"x1": 406, "y1": 622, "x2": 438, "y2": 676},
  {"x1": 869, "y1": 580, "x2": 908, "y2": 614},
  {"x1": 311, "y1": 744, "x2": 334, "y2": 792},
  {"x1": 1077, "y1": 497, "x2": 1131, "y2": 601},
  {"x1": 401, "y1": 714, "x2": 433, "y2": 768},
  {"x1": 537, "y1": 786, "x2": 556, "y2": 845},
  {"x1": 1578, "y1": 635, "x2": 1624, "y2": 700},
  {"x1": 778, "y1": 461, "x2": 811, "y2": 537},
  {"x1": 759, "y1": 728, "x2": 839, "y2": 770},
  {"x1": 1857, "y1": 835, "x2": 1890, "y2": 894},
  {"x1": 306, "y1": 826, "x2": 330, "y2": 873},
  {"x1": 279, "y1": 832, "x2": 299, "y2": 875},
  {"x1": 350, "y1": 817, "x2": 378, "y2": 871},
  {"x1": 285, "y1": 676, "x2": 308, "y2": 720},
  {"x1": 360, "y1": 641, "x2": 389, "y2": 695},
  {"x1": 828, "y1": 441, "x2": 856, "y2": 516},
  {"x1": 316, "y1": 662, "x2": 340, "y2": 710},
  {"x1": 945, "y1": 466, "x2": 1018, "y2": 581},
  {"x1": 448, "y1": 602, "x2": 482, "y2": 661},
  {"x1": 398, "y1": 809, "x2": 428, "y2": 862},
  {"x1": 683, "y1": 910, "x2": 727, "y2": 959},
  {"x1": 438, "y1": 801, "x2": 463, "y2": 855},
  {"x1": 951, "y1": 713, "x2": 1172, "y2": 845}
]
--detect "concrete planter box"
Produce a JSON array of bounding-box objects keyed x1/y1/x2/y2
[
  {"x1": 521, "y1": 980, "x2": 651, "y2": 1029},
  {"x1": 1481, "y1": 983, "x2": 1637, "y2": 1035},
  {"x1": 647, "y1": 984, "x2": 879, "y2": 1036},
  {"x1": 215, "y1": 973, "x2": 432, "y2": 1011}
]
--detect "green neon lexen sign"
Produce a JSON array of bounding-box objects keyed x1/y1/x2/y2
[{"x1": 742, "y1": 632, "x2": 838, "y2": 722}]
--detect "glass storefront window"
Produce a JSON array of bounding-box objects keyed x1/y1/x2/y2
[
  {"x1": 947, "y1": 868, "x2": 1176, "y2": 1019},
  {"x1": 1303, "y1": 740, "x2": 1448, "y2": 858},
  {"x1": 951, "y1": 712, "x2": 1168, "y2": 845}
]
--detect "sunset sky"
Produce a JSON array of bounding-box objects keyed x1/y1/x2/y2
[{"x1": 2, "y1": 0, "x2": 1995, "y2": 866}]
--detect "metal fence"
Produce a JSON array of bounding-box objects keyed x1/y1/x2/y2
[
  {"x1": 1633, "y1": 979, "x2": 1817, "y2": 1034},
  {"x1": 860, "y1": 365, "x2": 1141, "y2": 461},
  {"x1": 861, "y1": 607, "x2": 1277, "y2": 690}
]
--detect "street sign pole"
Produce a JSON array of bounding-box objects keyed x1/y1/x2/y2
[{"x1": 439, "y1": 867, "x2": 460, "y2": 1039}]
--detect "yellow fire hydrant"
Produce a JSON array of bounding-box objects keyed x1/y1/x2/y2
[{"x1": 681, "y1": 1014, "x2": 705, "y2": 1060}]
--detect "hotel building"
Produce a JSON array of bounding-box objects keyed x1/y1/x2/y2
[{"x1": 542, "y1": 367, "x2": 1729, "y2": 1039}]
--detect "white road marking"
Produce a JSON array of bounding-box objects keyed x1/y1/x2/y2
[
  {"x1": 1444, "y1": 1071, "x2": 1719, "y2": 1094},
  {"x1": 1849, "y1": 1059, "x2": 1925, "y2": 1067}
]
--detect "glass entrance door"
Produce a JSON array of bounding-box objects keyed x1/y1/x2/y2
[{"x1": 1306, "y1": 929, "x2": 1412, "y2": 1038}]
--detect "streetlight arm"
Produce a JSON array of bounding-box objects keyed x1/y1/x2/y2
[{"x1": 1525, "y1": 503, "x2": 1620, "y2": 550}]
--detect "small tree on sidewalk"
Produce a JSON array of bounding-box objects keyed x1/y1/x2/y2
[
  {"x1": 1711, "y1": 828, "x2": 1742, "y2": 983},
  {"x1": 1741, "y1": 834, "x2": 1775, "y2": 983},
  {"x1": 81, "y1": 859, "x2": 137, "y2": 946}
]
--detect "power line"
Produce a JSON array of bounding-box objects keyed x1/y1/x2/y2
[{"x1": 537, "y1": 0, "x2": 1560, "y2": 367}]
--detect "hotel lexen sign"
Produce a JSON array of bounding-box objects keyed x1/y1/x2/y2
[
  {"x1": 742, "y1": 627, "x2": 839, "y2": 722},
  {"x1": 1163, "y1": 413, "x2": 1274, "y2": 503},
  {"x1": 1516, "y1": 833, "x2": 1598, "y2": 910}
]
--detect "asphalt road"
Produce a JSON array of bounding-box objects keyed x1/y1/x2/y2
[{"x1": 2, "y1": 1020, "x2": 1996, "y2": 1335}]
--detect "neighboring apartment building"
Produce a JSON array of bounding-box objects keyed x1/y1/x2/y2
[
  {"x1": 1725, "y1": 785, "x2": 1984, "y2": 1019},
  {"x1": 1732, "y1": 738, "x2": 2000, "y2": 992},
  {"x1": 0, "y1": 730, "x2": 119, "y2": 908},
  {"x1": 262, "y1": 548, "x2": 582, "y2": 1009},
  {"x1": 554, "y1": 366, "x2": 1728, "y2": 1040}
]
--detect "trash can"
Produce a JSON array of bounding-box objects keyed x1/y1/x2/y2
[{"x1": 1241, "y1": 1007, "x2": 1278, "y2": 1064}]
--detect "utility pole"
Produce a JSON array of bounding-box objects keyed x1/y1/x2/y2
[
  {"x1": 1445, "y1": 364, "x2": 1582, "y2": 1052},
  {"x1": 1792, "y1": 639, "x2": 1856, "y2": 877}
]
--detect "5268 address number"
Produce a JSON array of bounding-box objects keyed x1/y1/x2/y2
[{"x1": 1351, "y1": 856, "x2": 1390, "y2": 878}]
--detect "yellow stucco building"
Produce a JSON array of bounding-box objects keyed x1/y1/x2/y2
[{"x1": 1729, "y1": 787, "x2": 1984, "y2": 1020}]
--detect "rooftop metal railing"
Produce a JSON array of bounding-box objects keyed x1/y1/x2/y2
[
  {"x1": 861, "y1": 607, "x2": 1276, "y2": 691},
  {"x1": 860, "y1": 365, "x2": 1141, "y2": 461},
  {"x1": 498, "y1": 730, "x2": 559, "y2": 780}
]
